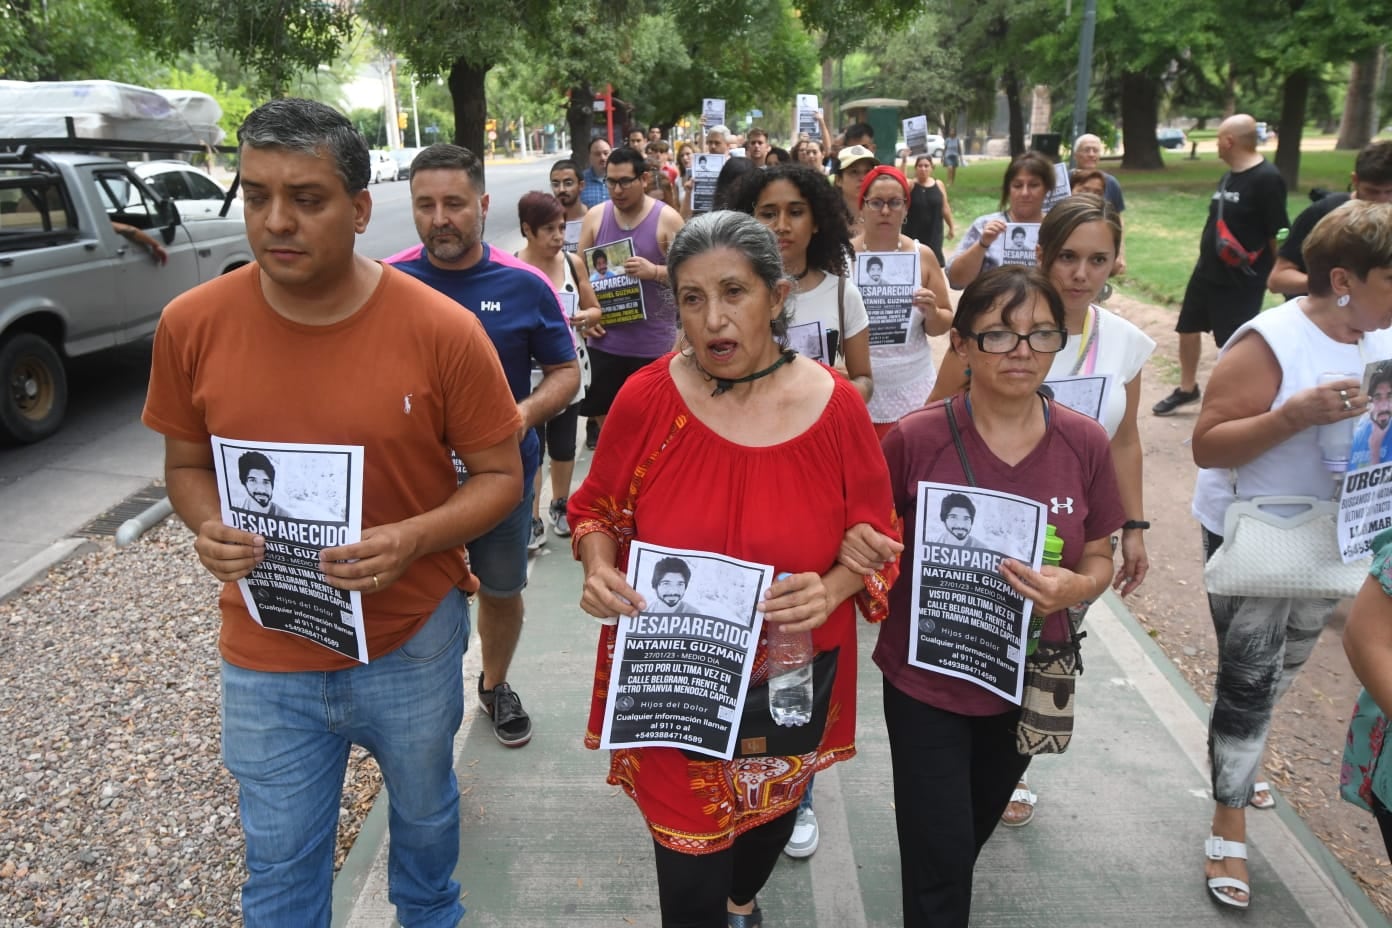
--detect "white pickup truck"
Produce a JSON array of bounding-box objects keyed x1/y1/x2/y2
[{"x1": 0, "y1": 149, "x2": 251, "y2": 443}]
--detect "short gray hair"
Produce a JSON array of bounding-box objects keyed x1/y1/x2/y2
[
  {"x1": 238, "y1": 98, "x2": 370, "y2": 194},
  {"x1": 667, "y1": 210, "x2": 791, "y2": 339},
  {"x1": 707, "y1": 124, "x2": 730, "y2": 141}
]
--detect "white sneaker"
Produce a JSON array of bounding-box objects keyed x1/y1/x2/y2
[{"x1": 783, "y1": 806, "x2": 818, "y2": 858}]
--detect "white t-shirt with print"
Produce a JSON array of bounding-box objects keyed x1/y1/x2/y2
[
  {"x1": 1045, "y1": 305, "x2": 1155, "y2": 438},
  {"x1": 785, "y1": 272, "x2": 869, "y2": 366}
]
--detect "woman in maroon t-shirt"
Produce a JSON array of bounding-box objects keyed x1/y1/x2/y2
[{"x1": 846, "y1": 267, "x2": 1125, "y2": 928}]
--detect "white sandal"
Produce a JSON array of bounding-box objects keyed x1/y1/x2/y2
[
  {"x1": 1204, "y1": 836, "x2": 1251, "y2": 909},
  {"x1": 1250, "y1": 781, "x2": 1276, "y2": 810},
  {"x1": 1000, "y1": 782, "x2": 1037, "y2": 828}
]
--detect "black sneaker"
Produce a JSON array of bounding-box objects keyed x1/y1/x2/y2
[
  {"x1": 527, "y1": 516, "x2": 546, "y2": 552},
  {"x1": 478, "y1": 673, "x2": 532, "y2": 748},
  {"x1": 1152, "y1": 386, "x2": 1201, "y2": 416}
]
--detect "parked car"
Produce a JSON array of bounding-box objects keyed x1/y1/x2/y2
[
  {"x1": 369, "y1": 150, "x2": 396, "y2": 184},
  {"x1": 391, "y1": 148, "x2": 422, "y2": 181},
  {"x1": 1156, "y1": 127, "x2": 1187, "y2": 150},
  {"x1": 130, "y1": 160, "x2": 242, "y2": 221},
  {"x1": 1, "y1": 150, "x2": 251, "y2": 442}
]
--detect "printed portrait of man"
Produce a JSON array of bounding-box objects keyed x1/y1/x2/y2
[
  {"x1": 589, "y1": 248, "x2": 616, "y2": 282},
  {"x1": 1351, "y1": 364, "x2": 1392, "y2": 469},
  {"x1": 928, "y1": 492, "x2": 983, "y2": 548},
  {"x1": 237, "y1": 451, "x2": 294, "y2": 518},
  {"x1": 649, "y1": 556, "x2": 693, "y2": 613},
  {"x1": 865, "y1": 255, "x2": 884, "y2": 285}
]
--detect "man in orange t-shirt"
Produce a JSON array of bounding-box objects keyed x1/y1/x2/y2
[{"x1": 142, "y1": 98, "x2": 523, "y2": 926}]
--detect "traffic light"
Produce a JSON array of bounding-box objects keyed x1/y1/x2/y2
[{"x1": 398, "y1": 112, "x2": 408, "y2": 130}]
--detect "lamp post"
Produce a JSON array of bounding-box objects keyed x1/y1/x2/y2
[{"x1": 1069, "y1": 0, "x2": 1097, "y2": 151}]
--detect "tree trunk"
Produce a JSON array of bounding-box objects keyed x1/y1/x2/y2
[
  {"x1": 1336, "y1": 46, "x2": 1385, "y2": 150},
  {"x1": 566, "y1": 83, "x2": 594, "y2": 163},
  {"x1": 448, "y1": 57, "x2": 490, "y2": 175},
  {"x1": 1274, "y1": 68, "x2": 1309, "y2": 190},
  {"x1": 1223, "y1": 61, "x2": 1237, "y2": 118},
  {"x1": 1004, "y1": 70, "x2": 1025, "y2": 156},
  {"x1": 1119, "y1": 71, "x2": 1164, "y2": 170}
]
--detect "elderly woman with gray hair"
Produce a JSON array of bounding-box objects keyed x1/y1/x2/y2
[
  {"x1": 568, "y1": 211, "x2": 901, "y2": 927},
  {"x1": 1191, "y1": 200, "x2": 1392, "y2": 909}
]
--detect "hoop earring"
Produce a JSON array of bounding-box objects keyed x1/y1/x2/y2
[{"x1": 1337, "y1": 294, "x2": 1351, "y2": 307}]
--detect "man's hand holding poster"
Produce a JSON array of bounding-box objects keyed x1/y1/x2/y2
[
  {"x1": 908, "y1": 481, "x2": 1047, "y2": 703},
  {"x1": 212, "y1": 436, "x2": 368, "y2": 662},
  {"x1": 584, "y1": 238, "x2": 645, "y2": 327},
  {"x1": 600, "y1": 542, "x2": 773, "y2": 760},
  {"x1": 856, "y1": 251, "x2": 919, "y2": 346}
]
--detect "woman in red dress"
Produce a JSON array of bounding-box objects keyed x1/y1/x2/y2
[{"x1": 568, "y1": 211, "x2": 900, "y2": 928}]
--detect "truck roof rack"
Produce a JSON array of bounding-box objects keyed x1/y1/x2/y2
[{"x1": 0, "y1": 117, "x2": 236, "y2": 157}]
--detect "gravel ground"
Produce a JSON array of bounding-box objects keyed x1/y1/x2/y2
[{"x1": 0, "y1": 521, "x2": 380, "y2": 927}]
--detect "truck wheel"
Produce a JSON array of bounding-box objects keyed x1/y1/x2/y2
[{"x1": 0, "y1": 333, "x2": 68, "y2": 444}]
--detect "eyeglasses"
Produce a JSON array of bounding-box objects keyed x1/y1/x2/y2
[
  {"x1": 865, "y1": 197, "x2": 906, "y2": 212},
  {"x1": 605, "y1": 174, "x2": 642, "y2": 189},
  {"x1": 969, "y1": 329, "x2": 1068, "y2": 354}
]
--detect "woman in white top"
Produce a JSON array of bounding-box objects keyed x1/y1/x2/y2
[
  {"x1": 931, "y1": 195, "x2": 1156, "y2": 828},
  {"x1": 1191, "y1": 201, "x2": 1392, "y2": 909},
  {"x1": 734, "y1": 163, "x2": 874, "y2": 402},
  {"x1": 851, "y1": 165, "x2": 953, "y2": 436},
  {"x1": 945, "y1": 151, "x2": 1054, "y2": 289},
  {"x1": 516, "y1": 191, "x2": 600, "y2": 537}
]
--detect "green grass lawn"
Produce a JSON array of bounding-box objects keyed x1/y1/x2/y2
[{"x1": 942, "y1": 147, "x2": 1360, "y2": 310}]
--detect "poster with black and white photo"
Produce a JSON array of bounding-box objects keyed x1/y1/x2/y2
[
  {"x1": 856, "y1": 251, "x2": 919, "y2": 347},
  {"x1": 585, "y1": 238, "x2": 645, "y2": 326},
  {"x1": 600, "y1": 542, "x2": 773, "y2": 759},
  {"x1": 1042, "y1": 162, "x2": 1072, "y2": 213},
  {"x1": 563, "y1": 218, "x2": 583, "y2": 254},
  {"x1": 690, "y1": 152, "x2": 727, "y2": 215},
  {"x1": 786, "y1": 319, "x2": 827, "y2": 363},
  {"x1": 796, "y1": 94, "x2": 821, "y2": 140},
  {"x1": 907, "y1": 481, "x2": 1047, "y2": 703},
  {"x1": 702, "y1": 98, "x2": 726, "y2": 128},
  {"x1": 211, "y1": 436, "x2": 367, "y2": 663},
  {"x1": 1044, "y1": 373, "x2": 1113, "y2": 423},
  {"x1": 903, "y1": 115, "x2": 929, "y2": 156},
  {"x1": 989, "y1": 222, "x2": 1040, "y2": 268},
  {"x1": 557, "y1": 288, "x2": 578, "y2": 321},
  {"x1": 1337, "y1": 359, "x2": 1392, "y2": 561}
]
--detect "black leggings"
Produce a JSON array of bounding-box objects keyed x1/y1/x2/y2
[
  {"x1": 882, "y1": 678, "x2": 1030, "y2": 928},
  {"x1": 651, "y1": 807, "x2": 798, "y2": 928},
  {"x1": 538, "y1": 402, "x2": 579, "y2": 464}
]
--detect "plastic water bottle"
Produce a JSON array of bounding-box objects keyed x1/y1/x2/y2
[
  {"x1": 1317, "y1": 371, "x2": 1359, "y2": 474},
  {"x1": 767, "y1": 573, "x2": 814, "y2": 727},
  {"x1": 1027, "y1": 526, "x2": 1064, "y2": 656}
]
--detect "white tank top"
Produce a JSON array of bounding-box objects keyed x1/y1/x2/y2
[{"x1": 1191, "y1": 299, "x2": 1392, "y2": 534}]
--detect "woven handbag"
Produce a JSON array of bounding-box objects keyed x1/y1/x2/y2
[{"x1": 1203, "y1": 496, "x2": 1367, "y2": 600}]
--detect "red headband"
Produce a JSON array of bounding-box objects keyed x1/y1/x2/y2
[{"x1": 858, "y1": 165, "x2": 910, "y2": 208}]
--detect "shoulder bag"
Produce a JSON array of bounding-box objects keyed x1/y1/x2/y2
[{"x1": 1203, "y1": 496, "x2": 1367, "y2": 600}]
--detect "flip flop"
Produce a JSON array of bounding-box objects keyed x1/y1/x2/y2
[
  {"x1": 1000, "y1": 784, "x2": 1037, "y2": 827},
  {"x1": 1250, "y1": 781, "x2": 1276, "y2": 810},
  {"x1": 1204, "y1": 836, "x2": 1251, "y2": 909}
]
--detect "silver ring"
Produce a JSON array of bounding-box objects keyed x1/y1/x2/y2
[
  {"x1": 1343, "y1": 398, "x2": 1353, "y2": 411},
  {"x1": 372, "y1": 574, "x2": 380, "y2": 590},
  {"x1": 1339, "y1": 389, "x2": 1349, "y2": 399}
]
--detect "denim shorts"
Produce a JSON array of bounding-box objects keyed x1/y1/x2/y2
[{"x1": 465, "y1": 476, "x2": 535, "y2": 597}]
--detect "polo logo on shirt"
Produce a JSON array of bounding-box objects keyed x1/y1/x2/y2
[
  {"x1": 403, "y1": 393, "x2": 413, "y2": 414},
  {"x1": 1050, "y1": 497, "x2": 1074, "y2": 514},
  {"x1": 479, "y1": 300, "x2": 502, "y2": 312}
]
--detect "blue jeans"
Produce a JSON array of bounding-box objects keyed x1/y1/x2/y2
[{"x1": 221, "y1": 589, "x2": 470, "y2": 927}]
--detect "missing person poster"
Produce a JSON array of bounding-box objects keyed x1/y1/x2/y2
[
  {"x1": 796, "y1": 94, "x2": 821, "y2": 140},
  {"x1": 1044, "y1": 374, "x2": 1113, "y2": 423},
  {"x1": 907, "y1": 481, "x2": 1047, "y2": 703},
  {"x1": 600, "y1": 542, "x2": 773, "y2": 760},
  {"x1": 563, "y1": 218, "x2": 583, "y2": 254},
  {"x1": 1337, "y1": 359, "x2": 1392, "y2": 561},
  {"x1": 211, "y1": 436, "x2": 367, "y2": 663},
  {"x1": 989, "y1": 222, "x2": 1041, "y2": 268},
  {"x1": 903, "y1": 115, "x2": 929, "y2": 156},
  {"x1": 856, "y1": 250, "x2": 919, "y2": 346},
  {"x1": 1042, "y1": 162, "x2": 1072, "y2": 214},
  {"x1": 786, "y1": 319, "x2": 827, "y2": 363},
  {"x1": 690, "y1": 152, "x2": 727, "y2": 214},
  {"x1": 702, "y1": 98, "x2": 726, "y2": 128},
  {"x1": 585, "y1": 238, "x2": 645, "y2": 326}
]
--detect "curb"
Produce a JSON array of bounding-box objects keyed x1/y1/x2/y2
[{"x1": 0, "y1": 537, "x2": 94, "y2": 602}]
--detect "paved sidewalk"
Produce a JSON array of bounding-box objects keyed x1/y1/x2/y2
[{"x1": 333, "y1": 534, "x2": 1389, "y2": 927}]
